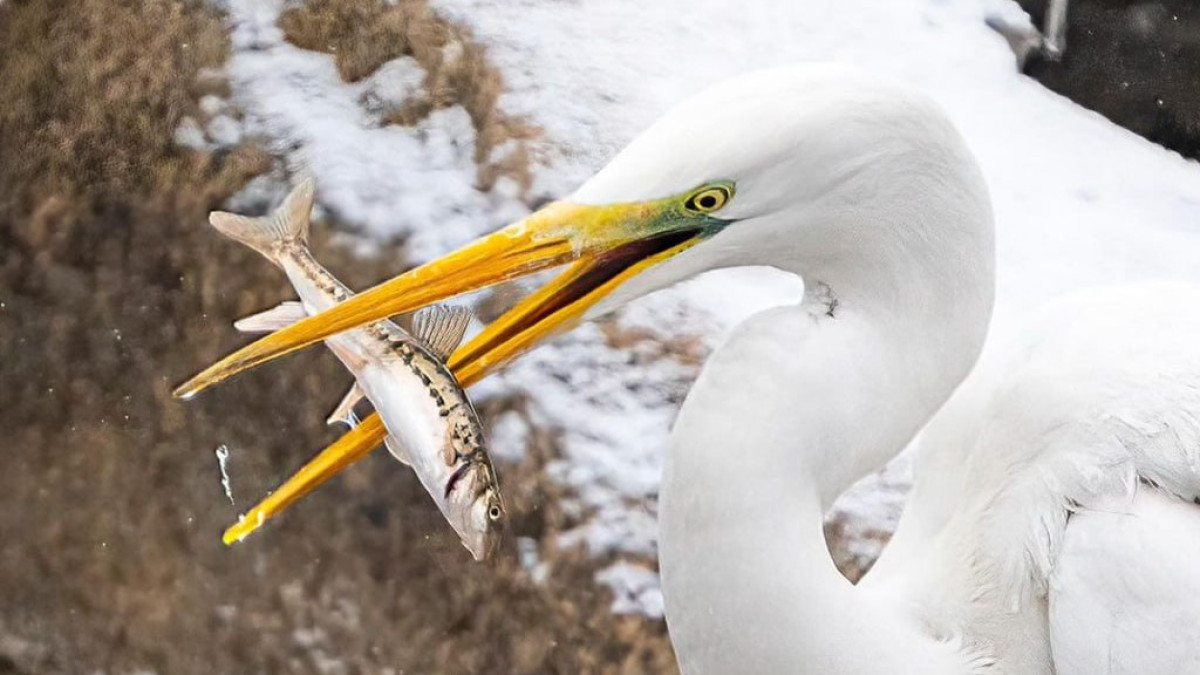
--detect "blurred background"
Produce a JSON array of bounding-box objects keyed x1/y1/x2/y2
[{"x1": 3, "y1": 0, "x2": 1200, "y2": 672}]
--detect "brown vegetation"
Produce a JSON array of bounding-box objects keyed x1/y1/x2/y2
[
  {"x1": 280, "y1": 0, "x2": 537, "y2": 193},
  {"x1": 0, "y1": 0, "x2": 673, "y2": 672}
]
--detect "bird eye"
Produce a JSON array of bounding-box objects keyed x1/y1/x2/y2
[
  {"x1": 684, "y1": 184, "x2": 732, "y2": 214},
  {"x1": 488, "y1": 504, "x2": 503, "y2": 521}
]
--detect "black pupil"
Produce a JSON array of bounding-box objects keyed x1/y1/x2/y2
[
  {"x1": 489, "y1": 506, "x2": 500, "y2": 518},
  {"x1": 698, "y1": 194, "x2": 717, "y2": 209}
]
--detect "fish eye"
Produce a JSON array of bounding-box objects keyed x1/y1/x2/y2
[
  {"x1": 684, "y1": 184, "x2": 732, "y2": 214},
  {"x1": 487, "y1": 504, "x2": 503, "y2": 521}
]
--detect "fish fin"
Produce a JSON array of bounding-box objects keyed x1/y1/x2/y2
[
  {"x1": 383, "y1": 436, "x2": 413, "y2": 466},
  {"x1": 326, "y1": 382, "x2": 365, "y2": 429},
  {"x1": 208, "y1": 178, "x2": 314, "y2": 263},
  {"x1": 233, "y1": 301, "x2": 308, "y2": 333},
  {"x1": 411, "y1": 305, "x2": 473, "y2": 360}
]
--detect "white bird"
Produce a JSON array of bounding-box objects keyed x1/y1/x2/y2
[{"x1": 181, "y1": 64, "x2": 1200, "y2": 674}]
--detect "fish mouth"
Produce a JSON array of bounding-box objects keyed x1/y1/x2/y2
[{"x1": 201, "y1": 190, "x2": 734, "y2": 546}]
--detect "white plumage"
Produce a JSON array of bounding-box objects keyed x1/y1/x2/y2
[
  {"x1": 1053, "y1": 488, "x2": 1200, "y2": 674},
  {"x1": 866, "y1": 284, "x2": 1200, "y2": 674},
  {"x1": 564, "y1": 65, "x2": 1200, "y2": 673}
]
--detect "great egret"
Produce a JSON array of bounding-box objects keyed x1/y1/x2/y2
[{"x1": 179, "y1": 65, "x2": 1200, "y2": 673}]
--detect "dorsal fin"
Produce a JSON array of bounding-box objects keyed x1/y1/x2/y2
[{"x1": 411, "y1": 305, "x2": 472, "y2": 360}]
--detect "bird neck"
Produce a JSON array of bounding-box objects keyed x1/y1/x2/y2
[
  {"x1": 659, "y1": 180, "x2": 994, "y2": 671},
  {"x1": 660, "y1": 294, "x2": 984, "y2": 673}
]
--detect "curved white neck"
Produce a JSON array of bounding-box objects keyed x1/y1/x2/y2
[
  {"x1": 659, "y1": 304, "x2": 981, "y2": 672},
  {"x1": 657, "y1": 143, "x2": 994, "y2": 672}
]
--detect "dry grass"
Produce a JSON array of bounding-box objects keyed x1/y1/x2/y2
[
  {"x1": 0, "y1": 0, "x2": 263, "y2": 231},
  {"x1": 280, "y1": 0, "x2": 537, "y2": 192},
  {"x1": 0, "y1": 0, "x2": 674, "y2": 673},
  {"x1": 280, "y1": 0, "x2": 421, "y2": 83}
]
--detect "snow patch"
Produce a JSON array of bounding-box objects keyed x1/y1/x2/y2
[
  {"x1": 596, "y1": 561, "x2": 664, "y2": 618},
  {"x1": 222, "y1": 0, "x2": 528, "y2": 262},
  {"x1": 174, "y1": 116, "x2": 208, "y2": 151},
  {"x1": 517, "y1": 536, "x2": 550, "y2": 585},
  {"x1": 488, "y1": 410, "x2": 530, "y2": 463}
]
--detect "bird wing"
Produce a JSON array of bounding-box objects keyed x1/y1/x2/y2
[
  {"x1": 1050, "y1": 488, "x2": 1200, "y2": 675},
  {"x1": 865, "y1": 283, "x2": 1200, "y2": 671}
]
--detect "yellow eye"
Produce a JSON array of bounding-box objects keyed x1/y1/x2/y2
[{"x1": 684, "y1": 185, "x2": 732, "y2": 214}]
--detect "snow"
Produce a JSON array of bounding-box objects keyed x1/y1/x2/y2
[
  {"x1": 199, "y1": 94, "x2": 226, "y2": 118},
  {"x1": 220, "y1": 0, "x2": 528, "y2": 262},
  {"x1": 516, "y1": 536, "x2": 550, "y2": 585},
  {"x1": 596, "y1": 561, "x2": 665, "y2": 618},
  {"x1": 207, "y1": 114, "x2": 243, "y2": 147},
  {"x1": 484, "y1": 409, "x2": 530, "y2": 464},
  {"x1": 217, "y1": 0, "x2": 1200, "y2": 614},
  {"x1": 174, "y1": 116, "x2": 209, "y2": 152},
  {"x1": 174, "y1": 90, "x2": 244, "y2": 152}
]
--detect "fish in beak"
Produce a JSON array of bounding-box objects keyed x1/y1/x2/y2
[
  {"x1": 177, "y1": 182, "x2": 736, "y2": 398},
  {"x1": 189, "y1": 182, "x2": 738, "y2": 542}
]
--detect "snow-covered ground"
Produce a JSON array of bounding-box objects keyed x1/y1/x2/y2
[
  {"x1": 219, "y1": 0, "x2": 529, "y2": 261},
  {"x1": 213, "y1": 0, "x2": 1200, "y2": 616}
]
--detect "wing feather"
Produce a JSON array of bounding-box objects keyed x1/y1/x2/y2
[{"x1": 1050, "y1": 489, "x2": 1200, "y2": 675}]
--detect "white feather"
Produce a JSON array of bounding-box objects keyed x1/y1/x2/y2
[
  {"x1": 1050, "y1": 489, "x2": 1200, "y2": 675},
  {"x1": 559, "y1": 64, "x2": 1200, "y2": 673}
]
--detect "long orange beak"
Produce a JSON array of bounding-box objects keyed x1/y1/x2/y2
[
  {"x1": 179, "y1": 193, "x2": 731, "y2": 398},
  {"x1": 214, "y1": 187, "x2": 736, "y2": 544}
]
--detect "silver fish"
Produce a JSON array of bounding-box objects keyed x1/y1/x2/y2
[{"x1": 211, "y1": 179, "x2": 505, "y2": 560}]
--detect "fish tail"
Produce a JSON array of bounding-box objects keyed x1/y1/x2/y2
[{"x1": 208, "y1": 178, "x2": 314, "y2": 264}]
